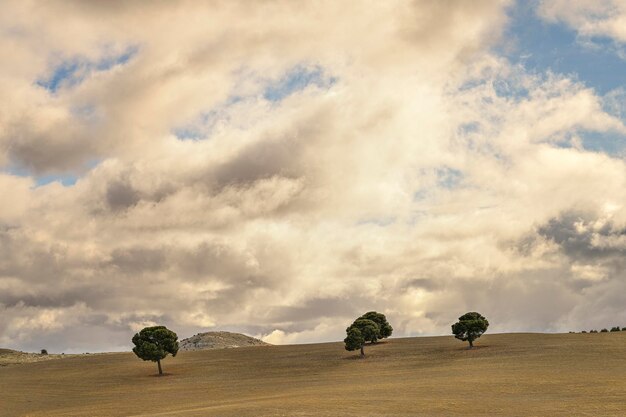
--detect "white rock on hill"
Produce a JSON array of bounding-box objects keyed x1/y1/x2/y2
[{"x1": 179, "y1": 331, "x2": 270, "y2": 351}]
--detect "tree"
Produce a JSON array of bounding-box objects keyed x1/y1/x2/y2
[
  {"x1": 132, "y1": 326, "x2": 179, "y2": 375},
  {"x1": 344, "y1": 327, "x2": 365, "y2": 357},
  {"x1": 610, "y1": 326, "x2": 621, "y2": 332},
  {"x1": 344, "y1": 319, "x2": 379, "y2": 356},
  {"x1": 359, "y1": 311, "x2": 393, "y2": 340},
  {"x1": 451, "y1": 312, "x2": 489, "y2": 348}
]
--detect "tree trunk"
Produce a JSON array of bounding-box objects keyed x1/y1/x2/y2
[
  {"x1": 468, "y1": 339, "x2": 473, "y2": 349},
  {"x1": 157, "y1": 359, "x2": 163, "y2": 375},
  {"x1": 360, "y1": 345, "x2": 365, "y2": 357}
]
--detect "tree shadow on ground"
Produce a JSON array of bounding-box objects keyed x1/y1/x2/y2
[
  {"x1": 342, "y1": 355, "x2": 368, "y2": 361},
  {"x1": 457, "y1": 345, "x2": 489, "y2": 351}
]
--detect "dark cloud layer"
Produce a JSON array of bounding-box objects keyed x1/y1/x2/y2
[{"x1": 538, "y1": 211, "x2": 626, "y2": 260}]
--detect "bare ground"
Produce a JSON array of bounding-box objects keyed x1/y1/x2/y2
[{"x1": 2, "y1": 332, "x2": 626, "y2": 416}]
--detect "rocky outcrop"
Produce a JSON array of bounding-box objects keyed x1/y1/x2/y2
[{"x1": 179, "y1": 331, "x2": 270, "y2": 351}]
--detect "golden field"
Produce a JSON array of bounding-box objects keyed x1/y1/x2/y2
[{"x1": 2, "y1": 332, "x2": 626, "y2": 416}]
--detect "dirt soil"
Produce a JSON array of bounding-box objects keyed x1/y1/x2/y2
[{"x1": 2, "y1": 333, "x2": 626, "y2": 416}]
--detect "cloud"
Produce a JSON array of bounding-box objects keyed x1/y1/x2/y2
[
  {"x1": 2, "y1": 1, "x2": 626, "y2": 352},
  {"x1": 537, "y1": 0, "x2": 626, "y2": 44},
  {"x1": 537, "y1": 210, "x2": 626, "y2": 260},
  {"x1": 509, "y1": 209, "x2": 626, "y2": 330}
]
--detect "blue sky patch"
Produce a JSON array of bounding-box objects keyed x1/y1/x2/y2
[
  {"x1": 36, "y1": 60, "x2": 81, "y2": 93},
  {"x1": 34, "y1": 173, "x2": 79, "y2": 187},
  {"x1": 172, "y1": 125, "x2": 207, "y2": 141},
  {"x1": 172, "y1": 95, "x2": 244, "y2": 141},
  {"x1": 3, "y1": 158, "x2": 102, "y2": 188},
  {"x1": 3, "y1": 166, "x2": 77, "y2": 187},
  {"x1": 499, "y1": 2, "x2": 626, "y2": 95},
  {"x1": 436, "y1": 167, "x2": 464, "y2": 189},
  {"x1": 95, "y1": 47, "x2": 137, "y2": 71},
  {"x1": 263, "y1": 65, "x2": 336, "y2": 102},
  {"x1": 574, "y1": 130, "x2": 626, "y2": 155},
  {"x1": 36, "y1": 46, "x2": 138, "y2": 93}
]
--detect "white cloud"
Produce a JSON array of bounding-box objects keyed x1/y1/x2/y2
[
  {"x1": 538, "y1": 0, "x2": 626, "y2": 43},
  {"x1": 1, "y1": 1, "x2": 626, "y2": 352}
]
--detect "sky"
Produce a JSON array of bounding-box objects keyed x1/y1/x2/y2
[{"x1": 2, "y1": 1, "x2": 626, "y2": 353}]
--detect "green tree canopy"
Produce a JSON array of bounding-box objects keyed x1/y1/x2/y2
[
  {"x1": 350, "y1": 318, "x2": 380, "y2": 343},
  {"x1": 345, "y1": 318, "x2": 380, "y2": 357},
  {"x1": 451, "y1": 312, "x2": 489, "y2": 348},
  {"x1": 344, "y1": 327, "x2": 365, "y2": 356},
  {"x1": 132, "y1": 326, "x2": 179, "y2": 375},
  {"x1": 359, "y1": 311, "x2": 393, "y2": 339}
]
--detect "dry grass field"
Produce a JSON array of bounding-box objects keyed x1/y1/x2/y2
[
  {"x1": 0, "y1": 349, "x2": 77, "y2": 367},
  {"x1": 2, "y1": 332, "x2": 626, "y2": 417}
]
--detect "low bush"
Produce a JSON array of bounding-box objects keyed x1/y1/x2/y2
[
  {"x1": 600, "y1": 328, "x2": 608, "y2": 333},
  {"x1": 40, "y1": 349, "x2": 48, "y2": 355},
  {"x1": 610, "y1": 326, "x2": 620, "y2": 332}
]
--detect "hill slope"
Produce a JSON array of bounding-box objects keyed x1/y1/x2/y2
[
  {"x1": 0, "y1": 348, "x2": 69, "y2": 366},
  {"x1": 179, "y1": 331, "x2": 269, "y2": 351},
  {"x1": 2, "y1": 333, "x2": 626, "y2": 416}
]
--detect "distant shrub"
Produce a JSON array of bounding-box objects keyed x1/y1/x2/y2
[
  {"x1": 581, "y1": 331, "x2": 587, "y2": 333},
  {"x1": 40, "y1": 349, "x2": 48, "y2": 355},
  {"x1": 610, "y1": 326, "x2": 620, "y2": 332},
  {"x1": 590, "y1": 330, "x2": 598, "y2": 333},
  {"x1": 600, "y1": 328, "x2": 608, "y2": 333}
]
